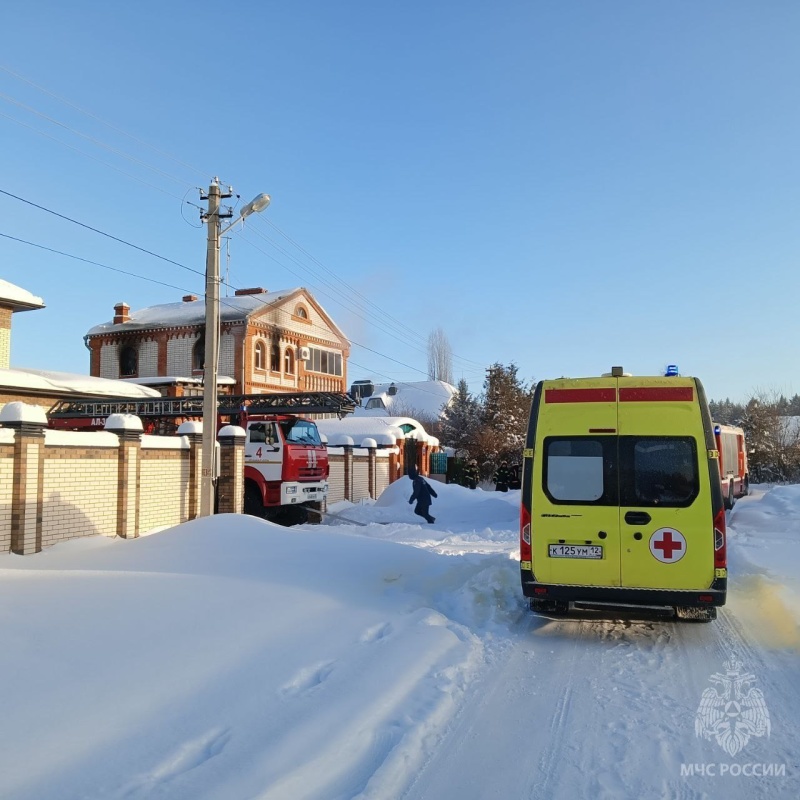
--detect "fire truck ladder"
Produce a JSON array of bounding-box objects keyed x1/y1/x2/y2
[{"x1": 48, "y1": 392, "x2": 356, "y2": 421}]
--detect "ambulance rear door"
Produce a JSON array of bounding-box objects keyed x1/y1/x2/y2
[
  {"x1": 616, "y1": 379, "x2": 714, "y2": 590},
  {"x1": 532, "y1": 379, "x2": 621, "y2": 587}
]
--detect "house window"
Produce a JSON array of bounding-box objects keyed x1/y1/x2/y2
[
  {"x1": 119, "y1": 345, "x2": 138, "y2": 377},
  {"x1": 193, "y1": 337, "x2": 205, "y2": 371},
  {"x1": 284, "y1": 348, "x2": 295, "y2": 375},
  {"x1": 365, "y1": 398, "x2": 385, "y2": 410},
  {"x1": 254, "y1": 340, "x2": 266, "y2": 371},
  {"x1": 270, "y1": 344, "x2": 280, "y2": 371},
  {"x1": 295, "y1": 305, "x2": 308, "y2": 319},
  {"x1": 306, "y1": 347, "x2": 343, "y2": 376}
]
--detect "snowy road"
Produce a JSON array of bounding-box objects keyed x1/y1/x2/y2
[{"x1": 402, "y1": 605, "x2": 799, "y2": 799}]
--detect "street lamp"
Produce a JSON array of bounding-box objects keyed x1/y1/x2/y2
[{"x1": 200, "y1": 180, "x2": 271, "y2": 517}]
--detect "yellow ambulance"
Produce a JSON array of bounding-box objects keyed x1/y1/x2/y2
[{"x1": 519, "y1": 367, "x2": 727, "y2": 621}]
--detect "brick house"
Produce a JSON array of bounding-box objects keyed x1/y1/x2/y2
[{"x1": 85, "y1": 287, "x2": 351, "y2": 396}]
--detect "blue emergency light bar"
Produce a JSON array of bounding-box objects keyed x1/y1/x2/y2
[
  {"x1": 665, "y1": 365, "x2": 679, "y2": 377},
  {"x1": 714, "y1": 425, "x2": 721, "y2": 435}
]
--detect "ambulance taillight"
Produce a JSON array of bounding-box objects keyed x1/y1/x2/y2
[
  {"x1": 713, "y1": 507, "x2": 727, "y2": 569},
  {"x1": 520, "y1": 505, "x2": 532, "y2": 563}
]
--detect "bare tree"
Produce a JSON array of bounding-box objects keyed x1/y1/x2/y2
[{"x1": 427, "y1": 327, "x2": 453, "y2": 384}]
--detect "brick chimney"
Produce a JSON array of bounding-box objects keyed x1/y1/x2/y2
[
  {"x1": 182, "y1": 294, "x2": 198, "y2": 303},
  {"x1": 234, "y1": 287, "x2": 267, "y2": 296},
  {"x1": 113, "y1": 302, "x2": 130, "y2": 324}
]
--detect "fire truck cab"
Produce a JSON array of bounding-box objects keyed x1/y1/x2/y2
[{"x1": 242, "y1": 413, "x2": 329, "y2": 522}]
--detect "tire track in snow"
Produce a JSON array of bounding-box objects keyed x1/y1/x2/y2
[
  {"x1": 400, "y1": 603, "x2": 799, "y2": 800},
  {"x1": 534, "y1": 618, "x2": 582, "y2": 797}
]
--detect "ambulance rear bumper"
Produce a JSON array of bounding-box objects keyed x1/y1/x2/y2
[{"x1": 521, "y1": 574, "x2": 727, "y2": 607}]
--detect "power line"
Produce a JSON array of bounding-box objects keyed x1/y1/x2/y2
[
  {"x1": 0, "y1": 75, "x2": 483, "y2": 382},
  {"x1": 1, "y1": 72, "x2": 484, "y2": 374},
  {"x1": 3, "y1": 227, "x2": 488, "y2": 390},
  {"x1": 0, "y1": 231, "x2": 314, "y2": 325},
  {"x1": 260, "y1": 216, "x2": 487, "y2": 370},
  {"x1": 0, "y1": 91, "x2": 192, "y2": 187},
  {"x1": 240, "y1": 227, "x2": 486, "y2": 377},
  {"x1": 0, "y1": 232, "x2": 197, "y2": 295},
  {"x1": 0, "y1": 63, "x2": 208, "y2": 182},
  {"x1": 0, "y1": 109, "x2": 185, "y2": 201},
  {"x1": 242, "y1": 225, "x2": 435, "y2": 353},
  {"x1": 0, "y1": 187, "x2": 203, "y2": 277},
  {"x1": 259, "y1": 218, "x2": 432, "y2": 350}
]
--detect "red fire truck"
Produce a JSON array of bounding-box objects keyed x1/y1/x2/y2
[
  {"x1": 48, "y1": 392, "x2": 355, "y2": 524},
  {"x1": 713, "y1": 423, "x2": 749, "y2": 510}
]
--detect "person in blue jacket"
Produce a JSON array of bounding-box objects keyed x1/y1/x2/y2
[{"x1": 408, "y1": 465, "x2": 437, "y2": 524}]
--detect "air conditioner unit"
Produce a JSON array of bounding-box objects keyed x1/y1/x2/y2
[{"x1": 298, "y1": 346, "x2": 311, "y2": 361}]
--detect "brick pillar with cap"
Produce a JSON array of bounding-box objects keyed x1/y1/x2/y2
[
  {"x1": 217, "y1": 425, "x2": 245, "y2": 514},
  {"x1": 177, "y1": 421, "x2": 204, "y2": 520},
  {"x1": 105, "y1": 413, "x2": 143, "y2": 540},
  {"x1": 0, "y1": 403, "x2": 47, "y2": 554}
]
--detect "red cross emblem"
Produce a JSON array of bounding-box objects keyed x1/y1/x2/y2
[{"x1": 649, "y1": 528, "x2": 687, "y2": 563}]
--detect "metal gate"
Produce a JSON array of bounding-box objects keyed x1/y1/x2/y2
[
  {"x1": 429, "y1": 451, "x2": 447, "y2": 476},
  {"x1": 405, "y1": 438, "x2": 417, "y2": 474}
]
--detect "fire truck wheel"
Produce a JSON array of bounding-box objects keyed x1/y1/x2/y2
[
  {"x1": 724, "y1": 481, "x2": 735, "y2": 510},
  {"x1": 244, "y1": 483, "x2": 265, "y2": 518},
  {"x1": 283, "y1": 505, "x2": 309, "y2": 526}
]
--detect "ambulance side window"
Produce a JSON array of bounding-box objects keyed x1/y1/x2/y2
[
  {"x1": 543, "y1": 437, "x2": 615, "y2": 504},
  {"x1": 619, "y1": 437, "x2": 698, "y2": 507}
]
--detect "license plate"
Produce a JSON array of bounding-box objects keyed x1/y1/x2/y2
[{"x1": 548, "y1": 544, "x2": 603, "y2": 559}]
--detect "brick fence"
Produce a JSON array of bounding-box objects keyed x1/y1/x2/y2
[
  {"x1": 0, "y1": 408, "x2": 428, "y2": 555},
  {"x1": 0, "y1": 415, "x2": 244, "y2": 555}
]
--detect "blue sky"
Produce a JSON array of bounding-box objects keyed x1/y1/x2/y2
[{"x1": 2, "y1": 1, "x2": 799, "y2": 403}]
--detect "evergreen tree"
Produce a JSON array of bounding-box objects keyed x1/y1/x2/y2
[
  {"x1": 708, "y1": 398, "x2": 745, "y2": 425},
  {"x1": 439, "y1": 378, "x2": 481, "y2": 454},
  {"x1": 477, "y1": 363, "x2": 534, "y2": 474}
]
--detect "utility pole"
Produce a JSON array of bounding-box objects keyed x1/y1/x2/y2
[{"x1": 200, "y1": 178, "x2": 233, "y2": 517}]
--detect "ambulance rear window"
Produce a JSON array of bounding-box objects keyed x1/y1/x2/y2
[
  {"x1": 544, "y1": 438, "x2": 615, "y2": 504},
  {"x1": 619, "y1": 437, "x2": 698, "y2": 507}
]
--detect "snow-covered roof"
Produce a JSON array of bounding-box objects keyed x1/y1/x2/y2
[
  {"x1": 316, "y1": 415, "x2": 428, "y2": 444},
  {"x1": 352, "y1": 380, "x2": 455, "y2": 420},
  {"x1": 0, "y1": 368, "x2": 161, "y2": 398},
  {"x1": 86, "y1": 289, "x2": 303, "y2": 335},
  {"x1": 0, "y1": 279, "x2": 45, "y2": 311}
]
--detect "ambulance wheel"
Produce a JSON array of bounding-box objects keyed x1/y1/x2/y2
[
  {"x1": 529, "y1": 598, "x2": 569, "y2": 615},
  {"x1": 675, "y1": 606, "x2": 717, "y2": 622}
]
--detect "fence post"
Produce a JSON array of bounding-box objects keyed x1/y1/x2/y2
[
  {"x1": 105, "y1": 414, "x2": 143, "y2": 540},
  {"x1": 217, "y1": 425, "x2": 245, "y2": 514},
  {"x1": 361, "y1": 438, "x2": 377, "y2": 498},
  {"x1": 344, "y1": 442, "x2": 354, "y2": 501},
  {"x1": 417, "y1": 439, "x2": 429, "y2": 476},
  {"x1": 177, "y1": 421, "x2": 203, "y2": 520},
  {"x1": 0, "y1": 403, "x2": 47, "y2": 554}
]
